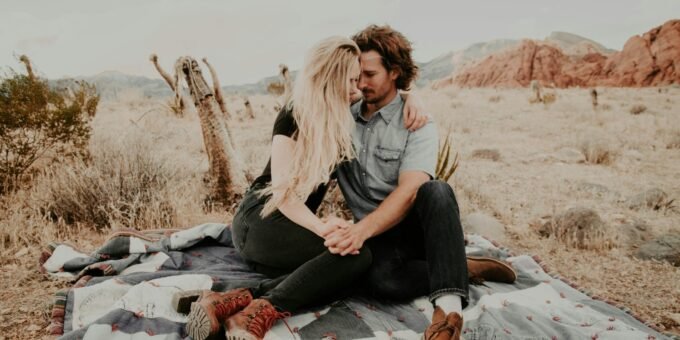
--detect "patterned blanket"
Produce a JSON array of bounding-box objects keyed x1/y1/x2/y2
[{"x1": 41, "y1": 223, "x2": 672, "y2": 339}]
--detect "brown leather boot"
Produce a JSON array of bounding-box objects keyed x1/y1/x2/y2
[
  {"x1": 467, "y1": 256, "x2": 517, "y2": 284},
  {"x1": 423, "y1": 306, "x2": 463, "y2": 340},
  {"x1": 225, "y1": 298, "x2": 289, "y2": 340},
  {"x1": 184, "y1": 288, "x2": 253, "y2": 340}
]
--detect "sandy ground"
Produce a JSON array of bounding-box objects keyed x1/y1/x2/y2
[{"x1": 0, "y1": 87, "x2": 678, "y2": 338}]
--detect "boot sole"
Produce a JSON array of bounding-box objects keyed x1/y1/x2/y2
[
  {"x1": 186, "y1": 302, "x2": 216, "y2": 340},
  {"x1": 467, "y1": 256, "x2": 517, "y2": 283},
  {"x1": 226, "y1": 328, "x2": 259, "y2": 340},
  {"x1": 172, "y1": 289, "x2": 204, "y2": 314}
]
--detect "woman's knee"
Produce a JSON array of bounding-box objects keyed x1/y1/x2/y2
[{"x1": 337, "y1": 246, "x2": 372, "y2": 274}]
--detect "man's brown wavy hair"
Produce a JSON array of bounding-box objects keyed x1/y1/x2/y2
[{"x1": 351, "y1": 25, "x2": 418, "y2": 91}]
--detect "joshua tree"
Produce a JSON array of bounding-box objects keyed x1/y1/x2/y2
[
  {"x1": 279, "y1": 64, "x2": 293, "y2": 100},
  {"x1": 590, "y1": 88, "x2": 598, "y2": 109},
  {"x1": 18, "y1": 55, "x2": 35, "y2": 81},
  {"x1": 530, "y1": 80, "x2": 542, "y2": 103},
  {"x1": 150, "y1": 54, "x2": 185, "y2": 115},
  {"x1": 174, "y1": 57, "x2": 247, "y2": 204},
  {"x1": 243, "y1": 96, "x2": 255, "y2": 119},
  {"x1": 202, "y1": 57, "x2": 229, "y2": 120}
]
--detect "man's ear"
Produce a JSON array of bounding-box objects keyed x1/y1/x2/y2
[{"x1": 389, "y1": 68, "x2": 399, "y2": 81}]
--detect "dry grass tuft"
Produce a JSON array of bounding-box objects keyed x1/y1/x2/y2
[
  {"x1": 542, "y1": 92, "x2": 557, "y2": 105},
  {"x1": 599, "y1": 103, "x2": 612, "y2": 111},
  {"x1": 667, "y1": 130, "x2": 680, "y2": 149},
  {"x1": 488, "y1": 95, "x2": 502, "y2": 103},
  {"x1": 28, "y1": 133, "x2": 205, "y2": 231},
  {"x1": 630, "y1": 104, "x2": 647, "y2": 115},
  {"x1": 579, "y1": 139, "x2": 616, "y2": 165},
  {"x1": 536, "y1": 207, "x2": 616, "y2": 250},
  {"x1": 470, "y1": 148, "x2": 501, "y2": 162}
]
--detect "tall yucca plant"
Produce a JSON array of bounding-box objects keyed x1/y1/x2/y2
[{"x1": 435, "y1": 129, "x2": 459, "y2": 181}]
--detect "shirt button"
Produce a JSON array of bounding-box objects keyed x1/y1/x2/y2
[
  {"x1": 362, "y1": 172, "x2": 366, "y2": 176},
  {"x1": 362, "y1": 149, "x2": 366, "y2": 153}
]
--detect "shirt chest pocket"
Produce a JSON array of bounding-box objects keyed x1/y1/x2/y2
[{"x1": 374, "y1": 147, "x2": 402, "y2": 182}]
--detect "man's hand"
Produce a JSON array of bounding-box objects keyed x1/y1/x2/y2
[
  {"x1": 324, "y1": 224, "x2": 371, "y2": 256},
  {"x1": 316, "y1": 216, "x2": 351, "y2": 238},
  {"x1": 402, "y1": 92, "x2": 430, "y2": 132}
]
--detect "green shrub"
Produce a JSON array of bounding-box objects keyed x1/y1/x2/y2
[{"x1": 0, "y1": 71, "x2": 98, "y2": 194}]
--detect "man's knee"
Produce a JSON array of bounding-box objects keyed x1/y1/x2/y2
[
  {"x1": 365, "y1": 265, "x2": 406, "y2": 299},
  {"x1": 416, "y1": 180, "x2": 457, "y2": 206}
]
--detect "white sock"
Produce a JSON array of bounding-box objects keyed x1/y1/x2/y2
[{"x1": 434, "y1": 294, "x2": 462, "y2": 314}]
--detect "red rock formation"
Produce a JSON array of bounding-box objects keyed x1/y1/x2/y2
[{"x1": 449, "y1": 20, "x2": 680, "y2": 88}]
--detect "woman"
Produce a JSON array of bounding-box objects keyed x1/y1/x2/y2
[{"x1": 185, "y1": 36, "x2": 423, "y2": 340}]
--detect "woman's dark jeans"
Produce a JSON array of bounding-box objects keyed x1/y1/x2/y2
[
  {"x1": 231, "y1": 186, "x2": 372, "y2": 312},
  {"x1": 363, "y1": 180, "x2": 469, "y2": 307}
]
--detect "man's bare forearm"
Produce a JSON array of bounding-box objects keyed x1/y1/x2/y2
[{"x1": 357, "y1": 172, "x2": 429, "y2": 238}]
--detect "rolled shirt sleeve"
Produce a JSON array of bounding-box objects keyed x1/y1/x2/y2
[{"x1": 399, "y1": 119, "x2": 438, "y2": 179}]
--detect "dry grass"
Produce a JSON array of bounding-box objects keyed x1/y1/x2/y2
[
  {"x1": 1, "y1": 87, "x2": 679, "y2": 338},
  {"x1": 29, "y1": 134, "x2": 202, "y2": 231},
  {"x1": 667, "y1": 130, "x2": 680, "y2": 149},
  {"x1": 488, "y1": 95, "x2": 502, "y2": 103},
  {"x1": 630, "y1": 104, "x2": 648, "y2": 115},
  {"x1": 579, "y1": 138, "x2": 617, "y2": 165},
  {"x1": 535, "y1": 207, "x2": 616, "y2": 250}
]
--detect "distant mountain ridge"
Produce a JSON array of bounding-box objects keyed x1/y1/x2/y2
[
  {"x1": 447, "y1": 19, "x2": 679, "y2": 88},
  {"x1": 50, "y1": 30, "x2": 615, "y2": 99}
]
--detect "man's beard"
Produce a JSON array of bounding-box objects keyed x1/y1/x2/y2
[{"x1": 362, "y1": 89, "x2": 385, "y2": 104}]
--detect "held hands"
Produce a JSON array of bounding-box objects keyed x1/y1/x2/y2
[
  {"x1": 317, "y1": 216, "x2": 351, "y2": 238},
  {"x1": 324, "y1": 223, "x2": 370, "y2": 256}
]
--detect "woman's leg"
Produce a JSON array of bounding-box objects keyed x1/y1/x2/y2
[{"x1": 232, "y1": 193, "x2": 371, "y2": 312}]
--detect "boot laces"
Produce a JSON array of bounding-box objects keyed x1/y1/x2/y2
[
  {"x1": 426, "y1": 319, "x2": 459, "y2": 340},
  {"x1": 246, "y1": 304, "x2": 290, "y2": 338},
  {"x1": 214, "y1": 293, "x2": 249, "y2": 319}
]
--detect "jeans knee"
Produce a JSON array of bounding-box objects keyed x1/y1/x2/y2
[
  {"x1": 416, "y1": 180, "x2": 457, "y2": 206},
  {"x1": 365, "y1": 265, "x2": 405, "y2": 299},
  {"x1": 336, "y1": 246, "x2": 372, "y2": 275}
]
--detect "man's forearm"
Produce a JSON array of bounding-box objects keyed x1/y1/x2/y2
[{"x1": 358, "y1": 183, "x2": 419, "y2": 238}]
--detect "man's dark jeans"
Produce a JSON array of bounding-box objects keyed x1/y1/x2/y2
[
  {"x1": 363, "y1": 180, "x2": 469, "y2": 307},
  {"x1": 231, "y1": 185, "x2": 372, "y2": 312}
]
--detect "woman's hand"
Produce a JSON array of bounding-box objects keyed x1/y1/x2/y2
[
  {"x1": 402, "y1": 90, "x2": 430, "y2": 132},
  {"x1": 316, "y1": 216, "x2": 351, "y2": 238}
]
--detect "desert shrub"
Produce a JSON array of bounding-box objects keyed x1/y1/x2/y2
[
  {"x1": 579, "y1": 139, "x2": 616, "y2": 165},
  {"x1": 488, "y1": 95, "x2": 502, "y2": 103},
  {"x1": 542, "y1": 92, "x2": 557, "y2": 105},
  {"x1": 599, "y1": 103, "x2": 612, "y2": 111},
  {"x1": 0, "y1": 71, "x2": 98, "y2": 194},
  {"x1": 266, "y1": 82, "x2": 285, "y2": 96},
  {"x1": 537, "y1": 207, "x2": 615, "y2": 250},
  {"x1": 470, "y1": 148, "x2": 501, "y2": 162},
  {"x1": 29, "y1": 134, "x2": 194, "y2": 230},
  {"x1": 630, "y1": 104, "x2": 647, "y2": 115},
  {"x1": 667, "y1": 130, "x2": 680, "y2": 149}
]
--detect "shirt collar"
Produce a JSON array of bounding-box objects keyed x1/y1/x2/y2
[{"x1": 351, "y1": 93, "x2": 403, "y2": 124}]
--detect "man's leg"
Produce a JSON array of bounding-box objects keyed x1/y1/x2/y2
[
  {"x1": 411, "y1": 180, "x2": 469, "y2": 308},
  {"x1": 363, "y1": 180, "x2": 468, "y2": 307}
]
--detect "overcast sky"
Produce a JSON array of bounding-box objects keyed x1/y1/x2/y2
[{"x1": 1, "y1": 0, "x2": 678, "y2": 85}]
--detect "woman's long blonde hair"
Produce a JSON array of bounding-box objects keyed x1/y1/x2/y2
[{"x1": 260, "y1": 36, "x2": 360, "y2": 216}]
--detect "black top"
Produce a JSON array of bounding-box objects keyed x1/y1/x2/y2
[{"x1": 250, "y1": 106, "x2": 328, "y2": 212}]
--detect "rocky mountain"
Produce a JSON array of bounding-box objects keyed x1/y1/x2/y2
[
  {"x1": 416, "y1": 39, "x2": 518, "y2": 86},
  {"x1": 447, "y1": 20, "x2": 680, "y2": 88},
  {"x1": 51, "y1": 27, "x2": 642, "y2": 98}
]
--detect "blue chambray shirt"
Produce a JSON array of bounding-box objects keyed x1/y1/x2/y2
[{"x1": 337, "y1": 94, "x2": 438, "y2": 221}]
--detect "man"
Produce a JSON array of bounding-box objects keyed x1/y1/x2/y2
[{"x1": 323, "y1": 25, "x2": 516, "y2": 340}]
